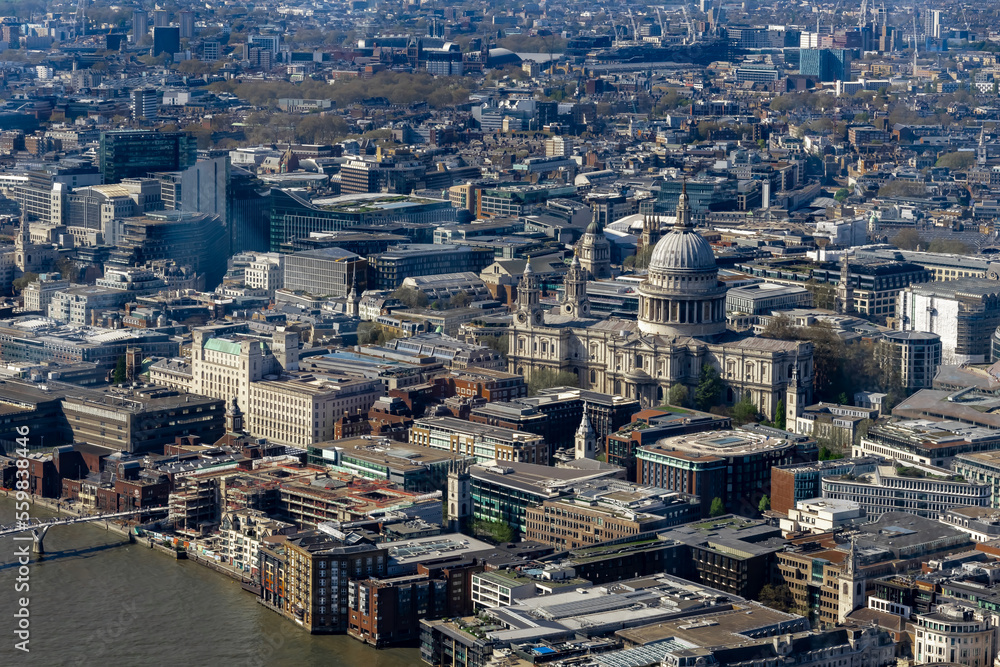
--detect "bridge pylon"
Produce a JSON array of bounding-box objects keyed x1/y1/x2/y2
[{"x1": 30, "y1": 525, "x2": 51, "y2": 555}]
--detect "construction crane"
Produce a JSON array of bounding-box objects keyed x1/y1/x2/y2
[
  {"x1": 628, "y1": 7, "x2": 639, "y2": 42},
  {"x1": 75, "y1": 0, "x2": 87, "y2": 37},
  {"x1": 680, "y1": 4, "x2": 694, "y2": 44},
  {"x1": 608, "y1": 8, "x2": 619, "y2": 47},
  {"x1": 656, "y1": 7, "x2": 666, "y2": 40}
]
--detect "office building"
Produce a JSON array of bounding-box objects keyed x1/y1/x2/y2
[
  {"x1": 367, "y1": 245, "x2": 494, "y2": 290},
  {"x1": 112, "y1": 212, "x2": 227, "y2": 289},
  {"x1": 259, "y1": 528, "x2": 388, "y2": 634},
  {"x1": 468, "y1": 460, "x2": 622, "y2": 533},
  {"x1": 778, "y1": 498, "x2": 866, "y2": 534},
  {"x1": 268, "y1": 190, "x2": 457, "y2": 252},
  {"x1": 228, "y1": 168, "x2": 270, "y2": 253},
  {"x1": 821, "y1": 463, "x2": 990, "y2": 519},
  {"x1": 637, "y1": 429, "x2": 814, "y2": 517},
  {"x1": 771, "y1": 457, "x2": 882, "y2": 514},
  {"x1": 243, "y1": 253, "x2": 284, "y2": 297},
  {"x1": 150, "y1": 325, "x2": 381, "y2": 447},
  {"x1": 132, "y1": 9, "x2": 148, "y2": 45},
  {"x1": 178, "y1": 10, "x2": 194, "y2": 39},
  {"x1": 0, "y1": 318, "x2": 177, "y2": 370},
  {"x1": 58, "y1": 385, "x2": 225, "y2": 453},
  {"x1": 64, "y1": 184, "x2": 139, "y2": 246},
  {"x1": 897, "y1": 278, "x2": 1000, "y2": 365},
  {"x1": 131, "y1": 88, "x2": 157, "y2": 121},
  {"x1": 855, "y1": 419, "x2": 1000, "y2": 468},
  {"x1": 151, "y1": 26, "x2": 180, "y2": 57},
  {"x1": 879, "y1": 331, "x2": 941, "y2": 392},
  {"x1": 726, "y1": 283, "x2": 812, "y2": 315},
  {"x1": 799, "y1": 48, "x2": 852, "y2": 82},
  {"x1": 202, "y1": 41, "x2": 220, "y2": 61},
  {"x1": 21, "y1": 273, "x2": 70, "y2": 312},
  {"x1": 524, "y1": 481, "x2": 700, "y2": 549},
  {"x1": 914, "y1": 604, "x2": 994, "y2": 666},
  {"x1": 923, "y1": 9, "x2": 943, "y2": 40},
  {"x1": 284, "y1": 248, "x2": 365, "y2": 298},
  {"x1": 153, "y1": 156, "x2": 229, "y2": 223},
  {"x1": 952, "y1": 451, "x2": 1000, "y2": 508},
  {"x1": 99, "y1": 131, "x2": 197, "y2": 184},
  {"x1": 410, "y1": 417, "x2": 547, "y2": 465}
]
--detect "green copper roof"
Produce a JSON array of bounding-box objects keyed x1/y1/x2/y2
[{"x1": 204, "y1": 338, "x2": 242, "y2": 355}]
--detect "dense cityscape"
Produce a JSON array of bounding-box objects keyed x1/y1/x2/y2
[{"x1": 3, "y1": 0, "x2": 1000, "y2": 665}]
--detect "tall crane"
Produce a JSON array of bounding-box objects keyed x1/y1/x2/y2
[
  {"x1": 628, "y1": 7, "x2": 639, "y2": 42},
  {"x1": 680, "y1": 5, "x2": 694, "y2": 44}
]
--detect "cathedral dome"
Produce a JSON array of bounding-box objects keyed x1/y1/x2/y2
[{"x1": 647, "y1": 229, "x2": 716, "y2": 273}]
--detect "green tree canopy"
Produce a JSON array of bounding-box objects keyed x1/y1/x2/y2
[
  {"x1": 112, "y1": 355, "x2": 127, "y2": 385},
  {"x1": 668, "y1": 384, "x2": 690, "y2": 408},
  {"x1": 935, "y1": 151, "x2": 976, "y2": 170},
  {"x1": 757, "y1": 584, "x2": 793, "y2": 612},
  {"x1": 731, "y1": 393, "x2": 758, "y2": 426},
  {"x1": 892, "y1": 228, "x2": 925, "y2": 250},
  {"x1": 695, "y1": 364, "x2": 723, "y2": 412},
  {"x1": 709, "y1": 497, "x2": 726, "y2": 517},
  {"x1": 758, "y1": 495, "x2": 770, "y2": 513},
  {"x1": 527, "y1": 368, "x2": 579, "y2": 396},
  {"x1": 391, "y1": 286, "x2": 429, "y2": 309},
  {"x1": 12, "y1": 272, "x2": 38, "y2": 293},
  {"x1": 774, "y1": 399, "x2": 786, "y2": 430},
  {"x1": 834, "y1": 187, "x2": 850, "y2": 202}
]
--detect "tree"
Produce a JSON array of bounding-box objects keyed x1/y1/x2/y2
[
  {"x1": 357, "y1": 322, "x2": 380, "y2": 345},
  {"x1": 483, "y1": 335, "x2": 509, "y2": 358},
  {"x1": 112, "y1": 355, "x2": 127, "y2": 385},
  {"x1": 935, "y1": 151, "x2": 976, "y2": 170},
  {"x1": 391, "y1": 286, "x2": 429, "y2": 309},
  {"x1": 731, "y1": 393, "x2": 758, "y2": 426},
  {"x1": 892, "y1": 228, "x2": 925, "y2": 251},
  {"x1": 11, "y1": 272, "x2": 38, "y2": 293},
  {"x1": 527, "y1": 368, "x2": 579, "y2": 396},
  {"x1": 471, "y1": 519, "x2": 514, "y2": 544},
  {"x1": 695, "y1": 364, "x2": 723, "y2": 412},
  {"x1": 774, "y1": 399, "x2": 787, "y2": 430},
  {"x1": 449, "y1": 290, "x2": 472, "y2": 308},
  {"x1": 758, "y1": 495, "x2": 770, "y2": 513},
  {"x1": 668, "y1": 384, "x2": 690, "y2": 408},
  {"x1": 927, "y1": 239, "x2": 972, "y2": 255},
  {"x1": 757, "y1": 584, "x2": 793, "y2": 612},
  {"x1": 709, "y1": 497, "x2": 726, "y2": 517},
  {"x1": 834, "y1": 187, "x2": 850, "y2": 202}
]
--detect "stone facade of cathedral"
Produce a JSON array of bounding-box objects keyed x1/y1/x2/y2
[{"x1": 508, "y1": 183, "x2": 814, "y2": 422}]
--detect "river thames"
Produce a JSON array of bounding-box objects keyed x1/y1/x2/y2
[{"x1": 0, "y1": 497, "x2": 422, "y2": 666}]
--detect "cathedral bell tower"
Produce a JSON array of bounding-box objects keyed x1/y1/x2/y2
[
  {"x1": 515, "y1": 257, "x2": 544, "y2": 327},
  {"x1": 561, "y1": 253, "x2": 591, "y2": 317}
]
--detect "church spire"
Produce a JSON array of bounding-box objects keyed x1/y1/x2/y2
[{"x1": 674, "y1": 179, "x2": 692, "y2": 230}]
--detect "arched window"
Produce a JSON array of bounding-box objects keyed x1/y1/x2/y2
[{"x1": 590, "y1": 369, "x2": 596, "y2": 384}]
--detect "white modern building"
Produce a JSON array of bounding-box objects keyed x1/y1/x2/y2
[
  {"x1": 778, "y1": 497, "x2": 866, "y2": 534},
  {"x1": 822, "y1": 463, "x2": 991, "y2": 519}
]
